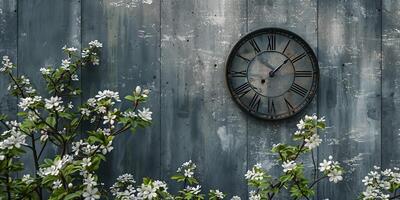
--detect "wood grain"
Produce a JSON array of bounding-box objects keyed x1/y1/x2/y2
[
  {"x1": 81, "y1": 0, "x2": 161, "y2": 186},
  {"x1": 247, "y1": 0, "x2": 317, "y2": 198},
  {"x1": 382, "y1": 0, "x2": 400, "y2": 171},
  {"x1": 17, "y1": 0, "x2": 81, "y2": 174},
  {"x1": 0, "y1": 0, "x2": 17, "y2": 119},
  {"x1": 160, "y1": 0, "x2": 248, "y2": 197},
  {"x1": 317, "y1": 0, "x2": 381, "y2": 199}
]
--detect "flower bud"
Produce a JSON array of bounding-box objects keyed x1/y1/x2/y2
[
  {"x1": 135, "y1": 86, "x2": 141, "y2": 94},
  {"x1": 143, "y1": 89, "x2": 150, "y2": 95}
]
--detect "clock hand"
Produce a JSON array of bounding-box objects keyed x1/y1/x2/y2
[{"x1": 269, "y1": 59, "x2": 289, "y2": 77}]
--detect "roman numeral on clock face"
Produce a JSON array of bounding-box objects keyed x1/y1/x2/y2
[
  {"x1": 249, "y1": 93, "x2": 261, "y2": 112},
  {"x1": 284, "y1": 98, "x2": 295, "y2": 113},
  {"x1": 268, "y1": 98, "x2": 275, "y2": 114},
  {"x1": 292, "y1": 52, "x2": 306, "y2": 63},
  {"x1": 249, "y1": 39, "x2": 261, "y2": 53},
  {"x1": 289, "y1": 83, "x2": 308, "y2": 97},
  {"x1": 233, "y1": 82, "x2": 251, "y2": 97},
  {"x1": 295, "y1": 70, "x2": 313, "y2": 77},
  {"x1": 229, "y1": 70, "x2": 247, "y2": 77},
  {"x1": 267, "y1": 35, "x2": 276, "y2": 51},
  {"x1": 282, "y1": 40, "x2": 291, "y2": 54},
  {"x1": 236, "y1": 54, "x2": 250, "y2": 62}
]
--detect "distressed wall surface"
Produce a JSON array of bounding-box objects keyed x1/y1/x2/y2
[{"x1": 0, "y1": 0, "x2": 398, "y2": 199}]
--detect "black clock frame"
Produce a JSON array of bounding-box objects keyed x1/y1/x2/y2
[{"x1": 225, "y1": 27, "x2": 319, "y2": 120}]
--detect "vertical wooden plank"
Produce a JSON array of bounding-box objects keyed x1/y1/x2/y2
[
  {"x1": 18, "y1": 0, "x2": 81, "y2": 170},
  {"x1": 81, "y1": 0, "x2": 161, "y2": 185},
  {"x1": 0, "y1": 0, "x2": 17, "y2": 119},
  {"x1": 160, "y1": 0, "x2": 248, "y2": 197},
  {"x1": 317, "y1": 0, "x2": 381, "y2": 199},
  {"x1": 382, "y1": 0, "x2": 400, "y2": 170},
  {"x1": 247, "y1": 0, "x2": 317, "y2": 198}
]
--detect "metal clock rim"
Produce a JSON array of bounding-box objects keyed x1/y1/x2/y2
[{"x1": 225, "y1": 27, "x2": 319, "y2": 121}]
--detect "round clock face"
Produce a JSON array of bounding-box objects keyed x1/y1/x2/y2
[{"x1": 226, "y1": 28, "x2": 319, "y2": 120}]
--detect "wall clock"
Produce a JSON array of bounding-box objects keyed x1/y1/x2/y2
[{"x1": 226, "y1": 28, "x2": 319, "y2": 120}]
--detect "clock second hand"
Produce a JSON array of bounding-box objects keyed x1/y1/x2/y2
[{"x1": 269, "y1": 59, "x2": 289, "y2": 77}]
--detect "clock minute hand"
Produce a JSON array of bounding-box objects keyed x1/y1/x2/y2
[{"x1": 269, "y1": 59, "x2": 289, "y2": 77}]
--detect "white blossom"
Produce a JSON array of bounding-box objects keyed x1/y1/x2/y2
[
  {"x1": 135, "y1": 86, "x2": 141, "y2": 94},
  {"x1": 101, "y1": 141, "x2": 114, "y2": 155},
  {"x1": 296, "y1": 119, "x2": 305, "y2": 130},
  {"x1": 52, "y1": 180, "x2": 62, "y2": 189},
  {"x1": 184, "y1": 168, "x2": 194, "y2": 178},
  {"x1": 122, "y1": 111, "x2": 137, "y2": 118},
  {"x1": 89, "y1": 40, "x2": 103, "y2": 48},
  {"x1": 82, "y1": 157, "x2": 92, "y2": 168},
  {"x1": 231, "y1": 196, "x2": 241, "y2": 200},
  {"x1": 1, "y1": 56, "x2": 14, "y2": 72},
  {"x1": 103, "y1": 112, "x2": 116, "y2": 125},
  {"x1": 319, "y1": 159, "x2": 332, "y2": 172},
  {"x1": 38, "y1": 155, "x2": 73, "y2": 177},
  {"x1": 305, "y1": 134, "x2": 322, "y2": 149},
  {"x1": 40, "y1": 133, "x2": 48, "y2": 142},
  {"x1": 18, "y1": 96, "x2": 41, "y2": 111},
  {"x1": 138, "y1": 107, "x2": 152, "y2": 121},
  {"x1": 328, "y1": 169, "x2": 343, "y2": 183},
  {"x1": 0, "y1": 128, "x2": 27, "y2": 150},
  {"x1": 83, "y1": 173, "x2": 97, "y2": 188},
  {"x1": 245, "y1": 165, "x2": 264, "y2": 181},
  {"x1": 282, "y1": 160, "x2": 296, "y2": 173},
  {"x1": 40, "y1": 67, "x2": 51, "y2": 75},
  {"x1": 83, "y1": 187, "x2": 100, "y2": 200},
  {"x1": 184, "y1": 185, "x2": 201, "y2": 195},
  {"x1": 81, "y1": 108, "x2": 91, "y2": 116},
  {"x1": 82, "y1": 49, "x2": 90, "y2": 58},
  {"x1": 249, "y1": 191, "x2": 261, "y2": 200},
  {"x1": 22, "y1": 174, "x2": 34, "y2": 184},
  {"x1": 137, "y1": 183, "x2": 157, "y2": 199},
  {"x1": 95, "y1": 90, "x2": 120, "y2": 102},
  {"x1": 71, "y1": 74, "x2": 79, "y2": 81},
  {"x1": 62, "y1": 45, "x2": 78, "y2": 52},
  {"x1": 213, "y1": 190, "x2": 225, "y2": 199},
  {"x1": 61, "y1": 59, "x2": 71, "y2": 71},
  {"x1": 45, "y1": 96, "x2": 64, "y2": 112}
]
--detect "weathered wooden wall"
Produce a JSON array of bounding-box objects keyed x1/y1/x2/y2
[{"x1": 0, "y1": 0, "x2": 398, "y2": 199}]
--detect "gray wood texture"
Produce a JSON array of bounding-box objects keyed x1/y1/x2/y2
[
  {"x1": 0, "y1": 0, "x2": 398, "y2": 199},
  {"x1": 17, "y1": 0, "x2": 81, "y2": 174},
  {"x1": 82, "y1": 0, "x2": 161, "y2": 186},
  {"x1": 247, "y1": 0, "x2": 317, "y2": 198},
  {"x1": 317, "y1": 0, "x2": 382, "y2": 199},
  {"x1": 160, "y1": 0, "x2": 248, "y2": 197},
  {"x1": 0, "y1": 0, "x2": 17, "y2": 118},
  {"x1": 382, "y1": 0, "x2": 400, "y2": 170}
]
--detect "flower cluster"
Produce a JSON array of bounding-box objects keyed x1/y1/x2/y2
[
  {"x1": 1, "y1": 56, "x2": 14, "y2": 72},
  {"x1": 0, "y1": 41, "x2": 156, "y2": 200},
  {"x1": 177, "y1": 160, "x2": 197, "y2": 179},
  {"x1": 319, "y1": 156, "x2": 344, "y2": 183},
  {"x1": 44, "y1": 96, "x2": 64, "y2": 112},
  {"x1": 0, "y1": 121, "x2": 26, "y2": 160},
  {"x1": 360, "y1": 166, "x2": 400, "y2": 200},
  {"x1": 110, "y1": 174, "x2": 169, "y2": 200},
  {"x1": 244, "y1": 115, "x2": 344, "y2": 199},
  {"x1": 245, "y1": 163, "x2": 265, "y2": 181},
  {"x1": 38, "y1": 155, "x2": 73, "y2": 177}
]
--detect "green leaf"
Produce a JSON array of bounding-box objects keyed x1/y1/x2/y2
[
  {"x1": 64, "y1": 191, "x2": 82, "y2": 200},
  {"x1": 46, "y1": 116, "x2": 56, "y2": 127},
  {"x1": 124, "y1": 95, "x2": 135, "y2": 101}
]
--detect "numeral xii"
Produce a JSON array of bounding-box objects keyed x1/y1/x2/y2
[{"x1": 267, "y1": 35, "x2": 276, "y2": 51}]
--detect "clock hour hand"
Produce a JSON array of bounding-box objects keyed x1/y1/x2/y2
[{"x1": 269, "y1": 59, "x2": 289, "y2": 77}]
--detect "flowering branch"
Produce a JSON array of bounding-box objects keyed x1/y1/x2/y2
[
  {"x1": 0, "y1": 41, "x2": 153, "y2": 200},
  {"x1": 244, "y1": 115, "x2": 344, "y2": 200}
]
